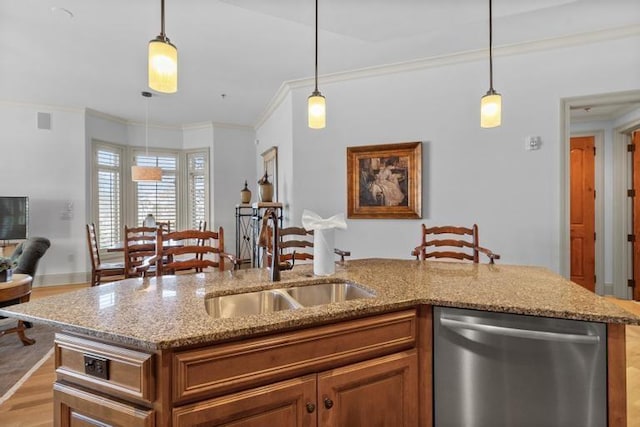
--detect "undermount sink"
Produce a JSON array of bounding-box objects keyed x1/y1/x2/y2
[
  {"x1": 205, "y1": 289, "x2": 301, "y2": 318},
  {"x1": 205, "y1": 281, "x2": 375, "y2": 318},
  {"x1": 284, "y1": 282, "x2": 375, "y2": 307}
]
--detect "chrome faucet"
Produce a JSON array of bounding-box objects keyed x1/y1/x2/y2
[{"x1": 259, "y1": 208, "x2": 294, "y2": 281}]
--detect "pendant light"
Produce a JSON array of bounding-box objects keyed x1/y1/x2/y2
[
  {"x1": 480, "y1": 0, "x2": 501, "y2": 128},
  {"x1": 148, "y1": 0, "x2": 178, "y2": 94},
  {"x1": 132, "y1": 92, "x2": 163, "y2": 182},
  {"x1": 308, "y1": 0, "x2": 325, "y2": 129}
]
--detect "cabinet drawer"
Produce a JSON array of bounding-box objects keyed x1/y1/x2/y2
[
  {"x1": 173, "y1": 309, "x2": 416, "y2": 403},
  {"x1": 55, "y1": 333, "x2": 155, "y2": 404},
  {"x1": 54, "y1": 382, "x2": 154, "y2": 427}
]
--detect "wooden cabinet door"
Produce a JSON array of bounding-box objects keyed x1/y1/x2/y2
[
  {"x1": 318, "y1": 350, "x2": 418, "y2": 427},
  {"x1": 54, "y1": 382, "x2": 154, "y2": 427},
  {"x1": 172, "y1": 375, "x2": 317, "y2": 427}
]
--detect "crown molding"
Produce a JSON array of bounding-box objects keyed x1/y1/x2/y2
[
  {"x1": 85, "y1": 107, "x2": 129, "y2": 124},
  {"x1": 254, "y1": 24, "x2": 640, "y2": 130},
  {"x1": 0, "y1": 99, "x2": 83, "y2": 114}
]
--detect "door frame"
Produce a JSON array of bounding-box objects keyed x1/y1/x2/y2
[
  {"x1": 560, "y1": 90, "x2": 640, "y2": 298},
  {"x1": 613, "y1": 120, "x2": 640, "y2": 299}
]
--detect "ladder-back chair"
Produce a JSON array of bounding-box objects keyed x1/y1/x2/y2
[
  {"x1": 86, "y1": 223, "x2": 125, "y2": 286},
  {"x1": 263, "y1": 226, "x2": 351, "y2": 268},
  {"x1": 411, "y1": 224, "x2": 500, "y2": 264},
  {"x1": 123, "y1": 226, "x2": 157, "y2": 278},
  {"x1": 154, "y1": 227, "x2": 237, "y2": 276}
]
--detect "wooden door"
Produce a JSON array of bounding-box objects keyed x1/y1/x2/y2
[
  {"x1": 318, "y1": 351, "x2": 418, "y2": 427},
  {"x1": 172, "y1": 375, "x2": 317, "y2": 427},
  {"x1": 633, "y1": 131, "x2": 640, "y2": 301},
  {"x1": 570, "y1": 136, "x2": 596, "y2": 292}
]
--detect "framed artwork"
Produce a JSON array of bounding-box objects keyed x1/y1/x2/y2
[
  {"x1": 347, "y1": 141, "x2": 422, "y2": 219},
  {"x1": 261, "y1": 146, "x2": 278, "y2": 202}
]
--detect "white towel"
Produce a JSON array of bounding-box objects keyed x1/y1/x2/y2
[{"x1": 301, "y1": 210, "x2": 347, "y2": 276}]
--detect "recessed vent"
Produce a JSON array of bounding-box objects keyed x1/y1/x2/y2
[{"x1": 37, "y1": 112, "x2": 51, "y2": 130}]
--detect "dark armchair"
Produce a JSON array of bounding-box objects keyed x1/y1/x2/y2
[{"x1": 1, "y1": 237, "x2": 51, "y2": 335}]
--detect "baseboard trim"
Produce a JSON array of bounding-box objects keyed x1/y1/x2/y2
[
  {"x1": 603, "y1": 282, "x2": 615, "y2": 296},
  {"x1": 34, "y1": 272, "x2": 89, "y2": 287}
]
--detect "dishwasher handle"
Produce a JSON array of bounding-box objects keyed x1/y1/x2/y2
[{"x1": 440, "y1": 317, "x2": 600, "y2": 344}]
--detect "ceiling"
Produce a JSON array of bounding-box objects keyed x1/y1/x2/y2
[{"x1": 0, "y1": 0, "x2": 638, "y2": 127}]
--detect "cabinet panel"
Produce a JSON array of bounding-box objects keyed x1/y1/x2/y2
[
  {"x1": 318, "y1": 350, "x2": 418, "y2": 427},
  {"x1": 54, "y1": 382, "x2": 154, "y2": 427},
  {"x1": 173, "y1": 374, "x2": 317, "y2": 427},
  {"x1": 173, "y1": 310, "x2": 416, "y2": 403},
  {"x1": 55, "y1": 333, "x2": 155, "y2": 404}
]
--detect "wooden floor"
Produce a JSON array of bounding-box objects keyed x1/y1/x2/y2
[{"x1": 0, "y1": 285, "x2": 639, "y2": 426}]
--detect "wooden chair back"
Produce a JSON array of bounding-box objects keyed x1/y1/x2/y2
[
  {"x1": 263, "y1": 226, "x2": 350, "y2": 268},
  {"x1": 124, "y1": 226, "x2": 157, "y2": 278},
  {"x1": 411, "y1": 224, "x2": 500, "y2": 264},
  {"x1": 86, "y1": 223, "x2": 101, "y2": 270},
  {"x1": 156, "y1": 221, "x2": 171, "y2": 233},
  {"x1": 155, "y1": 227, "x2": 227, "y2": 275}
]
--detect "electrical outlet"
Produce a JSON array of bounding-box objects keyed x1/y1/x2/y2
[{"x1": 84, "y1": 354, "x2": 109, "y2": 380}]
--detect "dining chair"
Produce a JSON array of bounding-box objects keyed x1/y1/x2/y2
[
  {"x1": 157, "y1": 221, "x2": 171, "y2": 233},
  {"x1": 86, "y1": 223, "x2": 125, "y2": 286},
  {"x1": 262, "y1": 225, "x2": 350, "y2": 269},
  {"x1": 154, "y1": 227, "x2": 238, "y2": 276},
  {"x1": 411, "y1": 223, "x2": 500, "y2": 264},
  {"x1": 123, "y1": 225, "x2": 158, "y2": 278}
]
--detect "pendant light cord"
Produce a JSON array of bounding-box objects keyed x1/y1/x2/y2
[
  {"x1": 488, "y1": 0, "x2": 494, "y2": 91},
  {"x1": 142, "y1": 91, "x2": 152, "y2": 157},
  {"x1": 160, "y1": 0, "x2": 166, "y2": 37},
  {"x1": 314, "y1": 0, "x2": 318, "y2": 92}
]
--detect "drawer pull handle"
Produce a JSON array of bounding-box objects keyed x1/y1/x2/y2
[
  {"x1": 324, "y1": 397, "x2": 334, "y2": 409},
  {"x1": 306, "y1": 403, "x2": 316, "y2": 413}
]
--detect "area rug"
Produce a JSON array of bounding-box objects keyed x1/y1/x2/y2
[{"x1": 0, "y1": 319, "x2": 56, "y2": 404}]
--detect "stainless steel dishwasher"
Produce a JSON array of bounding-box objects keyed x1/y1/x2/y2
[{"x1": 434, "y1": 307, "x2": 607, "y2": 427}]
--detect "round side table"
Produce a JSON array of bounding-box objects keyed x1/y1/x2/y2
[{"x1": 0, "y1": 273, "x2": 35, "y2": 345}]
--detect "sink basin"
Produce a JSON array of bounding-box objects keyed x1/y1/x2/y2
[
  {"x1": 205, "y1": 290, "x2": 301, "y2": 318},
  {"x1": 284, "y1": 282, "x2": 375, "y2": 307},
  {"x1": 205, "y1": 281, "x2": 375, "y2": 318}
]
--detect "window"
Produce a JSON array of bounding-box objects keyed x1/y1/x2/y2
[
  {"x1": 134, "y1": 151, "x2": 178, "y2": 227},
  {"x1": 187, "y1": 151, "x2": 208, "y2": 229},
  {"x1": 93, "y1": 143, "x2": 123, "y2": 249},
  {"x1": 91, "y1": 141, "x2": 209, "y2": 250}
]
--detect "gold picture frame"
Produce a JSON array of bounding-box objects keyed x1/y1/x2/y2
[
  {"x1": 347, "y1": 141, "x2": 422, "y2": 219},
  {"x1": 261, "y1": 146, "x2": 278, "y2": 202}
]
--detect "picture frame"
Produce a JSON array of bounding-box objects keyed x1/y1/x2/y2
[
  {"x1": 261, "y1": 146, "x2": 278, "y2": 202},
  {"x1": 347, "y1": 141, "x2": 422, "y2": 219}
]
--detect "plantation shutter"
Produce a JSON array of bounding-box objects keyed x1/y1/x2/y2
[
  {"x1": 135, "y1": 153, "x2": 178, "y2": 227},
  {"x1": 187, "y1": 151, "x2": 208, "y2": 229},
  {"x1": 95, "y1": 146, "x2": 122, "y2": 249}
]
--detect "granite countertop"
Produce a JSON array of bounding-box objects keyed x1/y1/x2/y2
[{"x1": 1, "y1": 259, "x2": 638, "y2": 350}]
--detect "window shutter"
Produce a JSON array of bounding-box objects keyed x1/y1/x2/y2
[
  {"x1": 135, "y1": 153, "x2": 178, "y2": 226},
  {"x1": 187, "y1": 151, "x2": 208, "y2": 229},
  {"x1": 95, "y1": 146, "x2": 122, "y2": 249}
]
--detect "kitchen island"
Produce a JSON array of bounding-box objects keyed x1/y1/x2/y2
[{"x1": 1, "y1": 259, "x2": 638, "y2": 426}]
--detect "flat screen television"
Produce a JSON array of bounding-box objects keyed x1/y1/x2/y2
[{"x1": 0, "y1": 196, "x2": 29, "y2": 240}]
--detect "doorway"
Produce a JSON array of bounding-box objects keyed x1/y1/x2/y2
[{"x1": 562, "y1": 90, "x2": 640, "y2": 299}]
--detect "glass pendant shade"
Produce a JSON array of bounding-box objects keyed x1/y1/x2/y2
[
  {"x1": 308, "y1": 91, "x2": 326, "y2": 129},
  {"x1": 148, "y1": 37, "x2": 178, "y2": 93},
  {"x1": 132, "y1": 165, "x2": 163, "y2": 182},
  {"x1": 480, "y1": 90, "x2": 502, "y2": 128}
]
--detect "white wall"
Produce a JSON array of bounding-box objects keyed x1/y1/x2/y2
[
  {"x1": 0, "y1": 103, "x2": 86, "y2": 284},
  {"x1": 258, "y1": 34, "x2": 640, "y2": 273},
  {"x1": 256, "y1": 94, "x2": 294, "y2": 220},
  {"x1": 212, "y1": 125, "x2": 257, "y2": 248}
]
